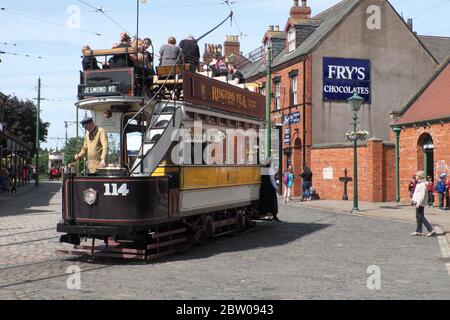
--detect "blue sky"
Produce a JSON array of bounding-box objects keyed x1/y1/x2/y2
[{"x1": 0, "y1": 0, "x2": 449, "y2": 150}]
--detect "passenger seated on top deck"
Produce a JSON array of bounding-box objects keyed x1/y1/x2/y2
[
  {"x1": 179, "y1": 34, "x2": 200, "y2": 72},
  {"x1": 205, "y1": 53, "x2": 228, "y2": 77},
  {"x1": 134, "y1": 38, "x2": 155, "y2": 95},
  {"x1": 158, "y1": 36, "x2": 181, "y2": 66},
  {"x1": 228, "y1": 64, "x2": 245, "y2": 85},
  {"x1": 108, "y1": 32, "x2": 135, "y2": 68},
  {"x1": 81, "y1": 46, "x2": 100, "y2": 70}
]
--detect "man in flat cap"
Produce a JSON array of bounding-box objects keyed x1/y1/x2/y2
[{"x1": 75, "y1": 117, "x2": 108, "y2": 174}]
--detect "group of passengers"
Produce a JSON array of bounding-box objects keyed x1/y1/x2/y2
[{"x1": 81, "y1": 32, "x2": 246, "y2": 94}]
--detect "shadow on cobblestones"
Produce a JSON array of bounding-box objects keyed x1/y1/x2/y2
[
  {"x1": 0, "y1": 182, "x2": 61, "y2": 217},
  {"x1": 160, "y1": 221, "x2": 331, "y2": 263}
]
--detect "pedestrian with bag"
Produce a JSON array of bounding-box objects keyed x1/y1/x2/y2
[
  {"x1": 283, "y1": 165, "x2": 294, "y2": 203},
  {"x1": 411, "y1": 170, "x2": 436, "y2": 237},
  {"x1": 426, "y1": 176, "x2": 435, "y2": 208}
]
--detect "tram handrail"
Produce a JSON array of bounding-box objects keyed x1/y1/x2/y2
[{"x1": 122, "y1": 50, "x2": 184, "y2": 174}]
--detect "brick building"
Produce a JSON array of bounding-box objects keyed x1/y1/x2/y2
[
  {"x1": 242, "y1": 0, "x2": 450, "y2": 201},
  {"x1": 392, "y1": 55, "x2": 450, "y2": 203}
]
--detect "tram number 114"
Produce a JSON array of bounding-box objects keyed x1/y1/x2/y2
[{"x1": 104, "y1": 183, "x2": 130, "y2": 196}]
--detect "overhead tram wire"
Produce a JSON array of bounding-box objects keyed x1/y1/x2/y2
[
  {"x1": 76, "y1": 0, "x2": 131, "y2": 35},
  {"x1": 222, "y1": 0, "x2": 245, "y2": 38},
  {"x1": 0, "y1": 7, "x2": 112, "y2": 38}
]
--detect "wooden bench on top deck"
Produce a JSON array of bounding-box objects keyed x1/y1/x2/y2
[{"x1": 82, "y1": 47, "x2": 138, "y2": 58}]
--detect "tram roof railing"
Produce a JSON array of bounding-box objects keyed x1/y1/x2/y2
[{"x1": 82, "y1": 47, "x2": 138, "y2": 58}]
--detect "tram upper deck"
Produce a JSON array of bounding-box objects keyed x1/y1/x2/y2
[{"x1": 77, "y1": 47, "x2": 263, "y2": 118}]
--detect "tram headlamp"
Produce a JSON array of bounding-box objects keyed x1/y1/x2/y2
[{"x1": 83, "y1": 188, "x2": 98, "y2": 206}]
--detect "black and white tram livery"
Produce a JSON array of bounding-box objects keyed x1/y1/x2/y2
[{"x1": 57, "y1": 47, "x2": 275, "y2": 260}]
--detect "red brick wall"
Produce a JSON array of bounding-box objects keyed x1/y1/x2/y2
[
  {"x1": 399, "y1": 123, "x2": 450, "y2": 203},
  {"x1": 254, "y1": 55, "x2": 313, "y2": 197},
  {"x1": 311, "y1": 140, "x2": 396, "y2": 202}
]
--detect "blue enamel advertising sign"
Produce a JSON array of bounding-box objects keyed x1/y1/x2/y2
[{"x1": 323, "y1": 57, "x2": 371, "y2": 103}]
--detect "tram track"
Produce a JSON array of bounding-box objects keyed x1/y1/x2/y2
[
  {"x1": 0, "y1": 256, "x2": 114, "y2": 289},
  {"x1": 0, "y1": 227, "x2": 56, "y2": 238}
]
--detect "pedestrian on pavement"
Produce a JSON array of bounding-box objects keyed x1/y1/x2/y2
[
  {"x1": 408, "y1": 175, "x2": 418, "y2": 206},
  {"x1": 436, "y1": 173, "x2": 447, "y2": 210},
  {"x1": 426, "y1": 176, "x2": 435, "y2": 208},
  {"x1": 75, "y1": 117, "x2": 109, "y2": 175},
  {"x1": 446, "y1": 177, "x2": 450, "y2": 209},
  {"x1": 300, "y1": 166, "x2": 313, "y2": 201},
  {"x1": 259, "y1": 162, "x2": 281, "y2": 222},
  {"x1": 411, "y1": 170, "x2": 436, "y2": 237},
  {"x1": 283, "y1": 165, "x2": 294, "y2": 203}
]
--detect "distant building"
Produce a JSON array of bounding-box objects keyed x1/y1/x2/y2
[
  {"x1": 240, "y1": 0, "x2": 450, "y2": 201},
  {"x1": 392, "y1": 55, "x2": 450, "y2": 202}
]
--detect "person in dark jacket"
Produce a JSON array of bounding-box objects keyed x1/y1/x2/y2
[
  {"x1": 259, "y1": 162, "x2": 280, "y2": 222},
  {"x1": 109, "y1": 32, "x2": 135, "y2": 68},
  {"x1": 436, "y1": 174, "x2": 447, "y2": 210},
  {"x1": 300, "y1": 167, "x2": 313, "y2": 201},
  {"x1": 81, "y1": 46, "x2": 100, "y2": 70},
  {"x1": 179, "y1": 35, "x2": 200, "y2": 72}
]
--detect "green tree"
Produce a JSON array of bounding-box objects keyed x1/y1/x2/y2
[
  {"x1": 3, "y1": 96, "x2": 49, "y2": 155},
  {"x1": 62, "y1": 136, "x2": 84, "y2": 172},
  {"x1": 33, "y1": 148, "x2": 49, "y2": 176}
]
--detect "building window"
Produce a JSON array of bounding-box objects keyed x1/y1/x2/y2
[
  {"x1": 291, "y1": 76, "x2": 298, "y2": 106},
  {"x1": 275, "y1": 82, "x2": 281, "y2": 110},
  {"x1": 288, "y1": 28, "x2": 296, "y2": 52}
]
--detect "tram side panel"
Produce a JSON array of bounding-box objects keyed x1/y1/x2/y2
[{"x1": 58, "y1": 176, "x2": 169, "y2": 242}]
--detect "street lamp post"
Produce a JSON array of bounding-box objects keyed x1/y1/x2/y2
[{"x1": 347, "y1": 92, "x2": 364, "y2": 212}]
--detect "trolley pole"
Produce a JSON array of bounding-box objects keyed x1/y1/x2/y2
[
  {"x1": 265, "y1": 45, "x2": 272, "y2": 160},
  {"x1": 35, "y1": 77, "x2": 41, "y2": 186}
]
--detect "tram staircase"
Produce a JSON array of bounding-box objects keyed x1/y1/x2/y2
[{"x1": 130, "y1": 102, "x2": 182, "y2": 176}]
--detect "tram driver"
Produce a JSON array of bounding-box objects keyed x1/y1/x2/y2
[{"x1": 75, "y1": 117, "x2": 109, "y2": 175}]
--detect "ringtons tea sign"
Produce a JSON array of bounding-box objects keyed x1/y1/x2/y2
[{"x1": 323, "y1": 57, "x2": 371, "y2": 103}]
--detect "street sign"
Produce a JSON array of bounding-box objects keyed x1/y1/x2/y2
[
  {"x1": 283, "y1": 112, "x2": 300, "y2": 125},
  {"x1": 284, "y1": 128, "x2": 291, "y2": 144}
]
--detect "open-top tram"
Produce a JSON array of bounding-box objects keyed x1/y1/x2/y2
[{"x1": 57, "y1": 47, "x2": 274, "y2": 260}]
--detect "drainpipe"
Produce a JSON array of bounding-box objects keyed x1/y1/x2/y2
[
  {"x1": 265, "y1": 45, "x2": 272, "y2": 160},
  {"x1": 393, "y1": 126, "x2": 401, "y2": 202},
  {"x1": 302, "y1": 58, "x2": 306, "y2": 170}
]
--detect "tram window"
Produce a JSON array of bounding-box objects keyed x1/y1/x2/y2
[
  {"x1": 209, "y1": 116, "x2": 218, "y2": 124},
  {"x1": 219, "y1": 118, "x2": 228, "y2": 126},
  {"x1": 107, "y1": 133, "x2": 121, "y2": 167},
  {"x1": 186, "y1": 111, "x2": 196, "y2": 120},
  {"x1": 121, "y1": 112, "x2": 150, "y2": 168},
  {"x1": 198, "y1": 114, "x2": 208, "y2": 122},
  {"x1": 238, "y1": 122, "x2": 245, "y2": 129},
  {"x1": 126, "y1": 132, "x2": 141, "y2": 166},
  {"x1": 229, "y1": 120, "x2": 237, "y2": 128}
]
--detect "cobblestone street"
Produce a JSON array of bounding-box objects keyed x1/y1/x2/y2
[{"x1": 1, "y1": 182, "x2": 450, "y2": 300}]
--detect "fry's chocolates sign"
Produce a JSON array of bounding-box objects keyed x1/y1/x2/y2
[{"x1": 323, "y1": 57, "x2": 371, "y2": 103}]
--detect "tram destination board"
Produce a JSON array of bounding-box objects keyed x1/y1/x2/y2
[
  {"x1": 183, "y1": 71, "x2": 266, "y2": 121},
  {"x1": 78, "y1": 82, "x2": 122, "y2": 98}
]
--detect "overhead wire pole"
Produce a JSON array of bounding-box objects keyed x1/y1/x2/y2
[{"x1": 35, "y1": 77, "x2": 41, "y2": 186}]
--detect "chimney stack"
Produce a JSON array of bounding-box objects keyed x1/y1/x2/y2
[
  {"x1": 274, "y1": 25, "x2": 280, "y2": 32},
  {"x1": 268, "y1": 25, "x2": 274, "y2": 31},
  {"x1": 224, "y1": 35, "x2": 240, "y2": 63},
  {"x1": 290, "y1": 0, "x2": 311, "y2": 19},
  {"x1": 407, "y1": 18, "x2": 413, "y2": 31}
]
